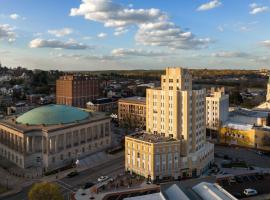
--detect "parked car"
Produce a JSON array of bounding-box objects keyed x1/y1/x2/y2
[
  {"x1": 83, "y1": 182, "x2": 94, "y2": 189},
  {"x1": 243, "y1": 188, "x2": 258, "y2": 196},
  {"x1": 67, "y1": 171, "x2": 79, "y2": 178},
  {"x1": 97, "y1": 176, "x2": 109, "y2": 182}
]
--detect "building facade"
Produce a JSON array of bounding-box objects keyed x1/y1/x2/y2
[
  {"x1": 56, "y1": 75, "x2": 100, "y2": 108},
  {"x1": 118, "y1": 97, "x2": 146, "y2": 129},
  {"x1": 86, "y1": 98, "x2": 118, "y2": 113},
  {"x1": 125, "y1": 67, "x2": 214, "y2": 181},
  {"x1": 206, "y1": 87, "x2": 229, "y2": 131},
  {"x1": 220, "y1": 123, "x2": 270, "y2": 151},
  {"x1": 0, "y1": 104, "x2": 111, "y2": 171}
]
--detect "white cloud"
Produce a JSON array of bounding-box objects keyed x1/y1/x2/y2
[
  {"x1": 97, "y1": 32, "x2": 107, "y2": 38},
  {"x1": 70, "y1": 0, "x2": 166, "y2": 29},
  {"x1": 217, "y1": 25, "x2": 224, "y2": 32},
  {"x1": 9, "y1": 13, "x2": 20, "y2": 20},
  {"x1": 197, "y1": 0, "x2": 222, "y2": 11},
  {"x1": 51, "y1": 52, "x2": 116, "y2": 61},
  {"x1": 261, "y1": 40, "x2": 270, "y2": 48},
  {"x1": 114, "y1": 27, "x2": 128, "y2": 36},
  {"x1": 0, "y1": 24, "x2": 16, "y2": 42},
  {"x1": 48, "y1": 28, "x2": 73, "y2": 37},
  {"x1": 29, "y1": 38, "x2": 91, "y2": 50},
  {"x1": 111, "y1": 48, "x2": 168, "y2": 57},
  {"x1": 70, "y1": 0, "x2": 212, "y2": 50},
  {"x1": 249, "y1": 3, "x2": 268, "y2": 15},
  {"x1": 212, "y1": 51, "x2": 250, "y2": 58},
  {"x1": 135, "y1": 21, "x2": 212, "y2": 49}
]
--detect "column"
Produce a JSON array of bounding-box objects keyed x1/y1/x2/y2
[
  {"x1": 32, "y1": 136, "x2": 35, "y2": 153},
  {"x1": 64, "y1": 133, "x2": 66, "y2": 150},
  {"x1": 55, "y1": 136, "x2": 58, "y2": 153},
  {"x1": 26, "y1": 136, "x2": 30, "y2": 153}
]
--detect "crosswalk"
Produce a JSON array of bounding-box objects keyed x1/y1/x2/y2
[{"x1": 55, "y1": 180, "x2": 77, "y2": 200}]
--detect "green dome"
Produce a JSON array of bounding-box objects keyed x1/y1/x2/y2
[{"x1": 16, "y1": 104, "x2": 89, "y2": 125}]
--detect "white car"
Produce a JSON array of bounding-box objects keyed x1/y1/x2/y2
[
  {"x1": 97, "y1": 176, "x2": 109, "y2": 182},
  {"x1": 243, "y1": 189, "x2": 258, "y2": 196}
]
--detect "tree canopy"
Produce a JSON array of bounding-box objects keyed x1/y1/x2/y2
[{"x1": 28, "y1": 182, "x2": 64, "y2": 200}]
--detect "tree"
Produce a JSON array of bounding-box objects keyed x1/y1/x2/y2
[{"x1": 28, "y1": 182, "x2": 64, "y2": 200}]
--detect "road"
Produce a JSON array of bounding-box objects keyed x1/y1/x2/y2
[{"x1": 2, "y1": 156, "x2": 124, "y2": 200}]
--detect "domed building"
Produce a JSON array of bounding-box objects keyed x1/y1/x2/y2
[{"x1": 0, "y1": 104, "x2": 111, "y2": 171}]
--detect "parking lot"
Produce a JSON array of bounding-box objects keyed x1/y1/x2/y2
[
  {"x1": 217, "y1": 173, "x2": 270, "y2": 198},
  {"x1": 215, "y1": 145, "x2": 270, "y2": 168}
]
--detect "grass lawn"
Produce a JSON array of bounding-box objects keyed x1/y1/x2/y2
[{"x1": 222, "y1": 161, "x2": 249, "y2": 168}]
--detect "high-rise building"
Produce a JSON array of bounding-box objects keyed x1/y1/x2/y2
[
  {"x1": 56, "y1": 75, "x2": 100, "y2": 108},
  {"x1": 125, "y1": 67, "x2": 214, "y2": 181},
  {"x1": 206, "y1": 87, "x2": 229, "y2": 131}
]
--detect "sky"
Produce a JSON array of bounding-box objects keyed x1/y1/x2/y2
[{"x1": 0, "y1": 0, "x2": 270, "y2": 71}]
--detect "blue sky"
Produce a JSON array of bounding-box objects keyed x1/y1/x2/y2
[{"x1": 0, "y1": 0, "x2": 270, "y2": 70}]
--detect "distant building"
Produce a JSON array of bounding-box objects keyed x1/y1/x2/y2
[
  {"x1": 206, "y1": 87, "x2": 229, "y2": 131},
  {"x1": 0, "y1": 104, "x2": 111, "y2": 171},
  {"x1": 220, "y1": 122, "x2": 270, "y2": 151},
  {"x1": 254, "y1": 76, "x2": 270, "y2": 111},
  {"x1": 86, "y1": 98, "x2": 118, "y2": 113},
  {"x1": 125, "y1": 68, "x2": 214, "y2": 181},
  {"x1": 118, "y1": 96, "x2": 146, "y2": 129},
  {"x1": 220, "y1": 108, "x2": 270, "y2": 151},
  {"x1": 7, "y1": 102, "x2": 35, "y2": 115},
  {"x1": 56, "y1": 75, "x2": 100, "y2": 108}
]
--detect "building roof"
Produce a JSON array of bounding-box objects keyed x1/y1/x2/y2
[
  {"x1": 230, "y1": 108, "x2": 268, "y2": 118},
  {"x1": 124, "y1": 193, "x2": 164, "y2": 200},
  {"x1": 119, "y1": 96, "x2": 146, "y2": 105},
  {"x1": 127, "y1": 132, "x2": 177, "y2": 143},
  {"x1": 192, "y1": 182, "x2": 238, "y2": 200},
  {"x1": 16, "y1": 104, "x2": 89, "y2": 125},
  {"x1": 223, "y1": 121, "x2": 254, "y2": 131},
  {"x1": 87, "y1": 98, "x2": 116, "y2": 105}
]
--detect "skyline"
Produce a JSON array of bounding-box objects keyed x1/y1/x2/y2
[{"x1": 0, "y1": 0, "x2": 270, "y2": 70}]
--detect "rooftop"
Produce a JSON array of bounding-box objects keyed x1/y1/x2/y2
[
  {"x1": 16, "y1": 104, "x2": 89, "y2": 126},
  {"x1": 119, "y1": 96, "x2": 146, "y2": 104},
  {"x1": 0, "y1": 106, "x2": 109, "y2": 133},
  {"x1": 230, "y1": 108, "x2": 268, "y2": 118},
  {"x1": 127, "y1": 132, "x2": 177, "y2": 143},
  {"x1": 87, "y1": 98, "x2": 117, "y2": 105}
]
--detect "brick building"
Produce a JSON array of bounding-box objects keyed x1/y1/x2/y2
[{"x1": 56, "y1": 75, "x2": 100, "y2": 108}]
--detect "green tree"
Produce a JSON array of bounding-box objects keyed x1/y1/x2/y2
[{"x1": 28, "y1": 182, "x2": 64, "y2": 200}]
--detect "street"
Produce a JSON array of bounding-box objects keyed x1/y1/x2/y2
[{"x1": 2, "y1": 156, "x2": 125, "y2": 200}]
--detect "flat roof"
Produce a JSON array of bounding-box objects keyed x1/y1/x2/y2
[
  {"x1": 119, "y1": 96, "x2": 146, "y2": 105},
  {"x1": 127, "y1": 132, "x2": 177, "y2": 143},
  {"x1": 230, "y1": 108, "x2": 268, "y2": 118},
  {"x1": 223, "y1": 121, "x2": 254, "y2": 131}
]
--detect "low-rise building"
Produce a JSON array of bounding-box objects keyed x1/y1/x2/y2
[
  {"x1": 220, "y1": 122, "x2": 270, "y2": 151},
  {"x1": 118, "y1": 96, "x2": 146, "y2": 129},
  {"x1": 86, "y1": 98, "x2": 118, "y2": 113},
  {"x1": 0, "y1": 104, "x2": 111, "y2": 171}
]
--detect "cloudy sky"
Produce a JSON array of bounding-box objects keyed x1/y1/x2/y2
[{"x1": 0, "y1": 0, "x2": 270, "y2": 70}]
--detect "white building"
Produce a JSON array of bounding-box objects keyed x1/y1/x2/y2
[{"x1": 206, "y1": 87, "x2": 229, "y2": 131}]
